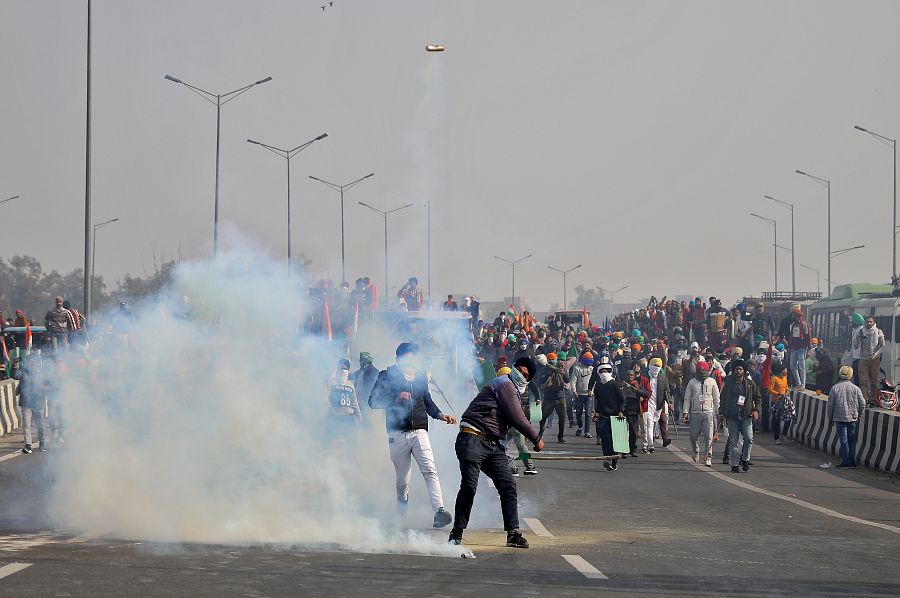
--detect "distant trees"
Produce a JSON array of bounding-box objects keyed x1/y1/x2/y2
[{"x1": 0, "y1": 255, "x2": 176, "y2": 322}]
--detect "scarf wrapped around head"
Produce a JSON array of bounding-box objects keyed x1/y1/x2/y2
[{"x1": 359, "y1": 352, "x2": 374, "y2": 366}]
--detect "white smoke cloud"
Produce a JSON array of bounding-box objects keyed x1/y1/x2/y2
[{"x1": 42, "y1": 246, "x2": 493, "y2": 557}]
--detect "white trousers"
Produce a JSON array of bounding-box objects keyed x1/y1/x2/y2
[
  {"x1": 641, "y1": 411, "x2": 655, "y2": 450},
  {"x1": 22, "y1": 407, "x2": 48, "y2": 446},
  {"x1": 688, "y1": 412, "x2": 715, "y2": 459},
  {"x1": 388, "y1": 429, "x2": 443, "y2": 511}
]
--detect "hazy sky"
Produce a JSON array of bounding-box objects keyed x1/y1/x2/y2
[{"x1": 3, "y1": 1, "x2": 900, "y2": 311}]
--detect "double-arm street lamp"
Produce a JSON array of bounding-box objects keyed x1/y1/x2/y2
[
  {"x1": 795, "y1": 170, "x2": 831, "y2": 295},
  {"x1": 310, "y1": 172, "x2": 375, "y2": 282},
  {"x1": 246, "y1": 133, "x2": 328, "y2": 271},
  {"x1": 91, "y1": 218, "x2": 119, "y2": 310},
  {"x1": 750, "y1": 213, "x2": 778, "y2": 294},
  {"x1": 547, "y1": 264, "x2": 582, "y2": 309},
  {"x1": 494, "y1": 255, "x2": 532, "y2": 307},
  {"x1": 359, "y1": 201, "x2": 413, "y2": 296},
  {"x1": 164, "y1": 73, "x2": 273, "y2": 257},
  {"x1": 854, "y1": 125, "x2": 897, "y2": 284},
  {"x1": 764, "y1": 195, "x2": 796, "y2": 296}
]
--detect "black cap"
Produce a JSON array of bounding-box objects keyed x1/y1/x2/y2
[
  {"x1": 396, "y1": 342, "x2": 419, "y2": 358},
  {"x1": 513, "y1": 356, "x2": 537, "y2": 381}
]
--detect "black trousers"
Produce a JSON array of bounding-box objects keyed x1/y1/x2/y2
[
  {"x1": 452, "y1": 432, "x2": 519, "y2": 532},
  {"x1": 539, "y1": 398, "x2": 567, "y2": 440},
  {"x1": 625, "y1": 413, "x2": 640, "y2": 453}
]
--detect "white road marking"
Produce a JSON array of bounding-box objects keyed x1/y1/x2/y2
[
  {"x1": 562, "y1": 554, "x2": 608, "y2": 580},
  {"x1": 522, "y1": 518, "x2": 556, "y2": 539},
  {"x1": 667, "y1": 446, "x2": 900, "y2": 535},
  {"x1": 0, "y1": 450, "x2": 22, "y2": 463},
  {"x1": 0, "y1": 562, "x2": 32, "y2": 579}
]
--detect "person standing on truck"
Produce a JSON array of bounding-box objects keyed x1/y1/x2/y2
[
  {"x1": 787, "y1": 305, "x2": 812, "y2": 390},
  {"x1": 45, "y1": 296, "x2": 73, "y2": 351},
  {"x1": 854, "y1": 316, "x2": 885, "y2": 405}
]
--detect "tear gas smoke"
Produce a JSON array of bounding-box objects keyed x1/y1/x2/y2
[{"x1": 40, "y1": 248, "x2": 497, "y2": 556}]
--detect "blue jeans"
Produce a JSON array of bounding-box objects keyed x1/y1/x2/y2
[
  {"x1": 835, "y1": 421, "x2": 858, "y2": 466},
  {"x1": 727, "y1": 417, "x2": 754, "y2": 464},
  {"x1": 789, "y1": 349, "x2": 806, "y2": 388}
]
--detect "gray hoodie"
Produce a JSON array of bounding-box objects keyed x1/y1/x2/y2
[{"x1": 571, "y1": 362, "x2": 593, "y2": 396}]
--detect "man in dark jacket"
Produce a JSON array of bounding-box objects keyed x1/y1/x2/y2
[
  {"x1": 537, "y1": 353, "x2": 570, "y2": 443},
  {"x1": 718, "y1": 360, "x2": 761, "y2": 473},
  {"x1": 622, "y1": 369, "x2": 648, "y2": 458},
  {"x1": 449, "y1": 357, "x2": 543, "y2": 548},
  {"x1": 349, "y1": 351, "x2": 379, "y2": 423},
  {"x1": 592, "y1": 361, "x2": 626, "y2": 470},
  {"x1": 368, "y1": 343, "x2": 457, "y2": 528}
]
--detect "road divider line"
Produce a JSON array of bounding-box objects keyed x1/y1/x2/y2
[
  {"x1": 562, "y1": 554, "x2": 608, "y2": 580},
  {"x1": 667, "y1": 446, "x2": 900, "y2": 535},
  {"x1": 0, "y1": 563, "x2": 32, "y2": 579},
  {"x1": 522, "y1": 518, "x2": 556, "y2": 539}
]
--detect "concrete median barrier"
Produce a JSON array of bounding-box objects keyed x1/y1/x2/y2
[
  {"x1": 0, "y1": 379, "x2": 20, "y2": 436},
  {"x1": 791, "y1": 388, "x2": 900, "y2": 472}
]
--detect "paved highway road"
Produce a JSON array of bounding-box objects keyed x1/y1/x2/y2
[{"x1": 0, "y1": 430, "x2": 898, "y2": 597}]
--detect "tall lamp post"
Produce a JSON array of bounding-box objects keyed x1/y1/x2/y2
[
  {"x1": 795, "y1": 170, "x2": 831, "y2": 295},
  {"x1": 84, "y1": 0, "x2": 93, "y2": 321},
  {"x1": 494, "y1": 255, "x2": 532, "y2": 307},
  {"x1": 359, "y1": 201, "x2": 413, "y2": 297},
  {"x1": 599, "y1": 285, "x2": 628, "y2": 317},
  {"x1": 547, "y1": 264, "x2": 582, "y2": 308},
  {"x1": 245, "y1": 133, "x2": 327, "y2": 272},
  {"x1": 799, "y1": 263, "x2": 820, "y2": 295},
  {"x1": 310, "y1": 172, "x2": 375, "y2": 283},
  {"x1": 164, "y1": 73, "x2": 273, "y2": 257},
  {"x1": 764, "y1": 195, "x2": 796, "y2": 297},
  {"x1": 750, "y1": 213, "x2": 778, "y2": 294},
  {"x1": 854, "y1": 125, "x2": 897, "y2": 285},
  {"x1": 90, "y1": 218, "x2": 119, "y2": 312}
]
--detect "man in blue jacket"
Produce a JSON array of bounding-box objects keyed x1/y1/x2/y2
[
  {"x1": 448, "y1": 356, "x2": 544, "y2": 548},
  {"x1": 368, "y1": 343, "x2": 457, "y2": 528}
]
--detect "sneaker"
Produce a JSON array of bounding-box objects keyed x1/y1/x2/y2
[
  {"x1": 37, "y1": 445, "x2": 48, "y2": 453},
  {"x1": 524, "y1": 466, "x2": 538, "y2": 476},
  {"x1": 775, "y1": 439, "x2": 781, "y2": 445},
  {"x1": 611, "y1": 461, "x2": 618, "y2": 471},
  {"x1": 433, "y1": 508, "x2": 452, "y2": 528},
  {"x1": 746, "y1": 461, "x2": 754, "y2": 466},
  {"x1": 506, "y1": 530, "x2": 529, "y2": 548},
  {"x1": 691, "y1": 454, "x2": 698, "y2": 463},
  {"x1": 603, "y1": 461, "x2": 613, "y2": 471},
  {"x1": 448, "y1": 529, "x2": 464, "y2": 545},
  {"x1": 510, "y1": 466, "x2": 520, "y2": 477},
  {"x1": 21, "y1": 445, "x2": 32, "y2": 454},
  {"x1": 568, "y1": 422, "x2": 575, "y2": 428},
  {"x1": 704, "y1": 457, "x2": 712, "y2": 467},
  {"x1": 649, "y1": 447, "x2": 655, "y2": 453},
  {"x1": 620, "y1": 453, "x2": 628, "y2": 459},
  {"x1": 663, "y1": 439, "x2": 672, "y2": 447},
  {"x1": 595, "y1": 439, "x2": 602, "y2": 445},
  {"x1": 731, "y1": 466, "x2": 740, "y2": 473},
  {"x1": 722, "y1": 456, "x2": 730, "y2": 465},
  {"x1": 583, "y1": 433, "x2": 593, "y2": 439},
  {"x1": 558, "y1": 437, "x2": 567, "y2": 444},
  {"x1": 629, "y1": 452, "x2": 639, "y2": 458},
  {"x1": 642, "y1": 448, "x2": 648, "y2": 454},
  {"x1": 575, "y1": 428, "x2": 583, "y2": 437},
  {"x1": 741, "y1": 460, "x2": 750, "y2": 472}
]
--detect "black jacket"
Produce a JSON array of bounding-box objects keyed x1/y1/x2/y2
[
  {"x1": 593, "y1": 380, "x2": 626, "y2": 418},
  {"x1": 621, "y1": 381, "x2": 648, "y2": 416},
  {"x1": 368, "y1": 366, "x2": 441, "y2": 432}
]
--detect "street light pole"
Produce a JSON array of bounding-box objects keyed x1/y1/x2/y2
[
  {"x1": 547, "y1": 264, "x2": 582, "y2": 308},
  {"x1": 359, "y1": 201, "x2": 413, "y2": 297},
  {"x1": 854, "y1": 126, "x2": 897, "y2": 286},
  {"x1": 246, "y1": 134, "x2": 328, "y2": 272},
  {"x1": 84, "y1": 0, "x2": 92, "y2": 321},
  {"x1": 494, "y1": 255, "x2": 533, "y2": 306},
  {"x1": 426, "y1": 200, "x2": 431, "y2": 309},
  {"x1": 90, "y1": 218, "x2": 119, "y2": 312},
  {"x1": 310, "y1": 172, "x2": 374, "y2": 282},
  {"x1": 795, "y1": 170, "x2": 832, "y2": 295},
  {"x1": 799, "y1": 263, "x2": 820, "y2": 295},
  {"x1": 765, "y1": 195, "x2": 795, "y2": 297},
  {"x1": 164, "y1": 73, "x2": 273, "y2": 257},
  {"x1": 599, "y1": 285, "x2": 628, "y2": 317},
  {"x1": 750, "y1": 213, "x2": 778, "y2": 294}
]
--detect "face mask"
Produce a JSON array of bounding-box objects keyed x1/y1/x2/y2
[
  {"x1": 756, "y1": 354, "x2": 766, "y2": 364},
  {"x1": 697, "y1": 372, "x2": 709, "y2": 381},
  {"x1": 507, "y1": 367, "x2": 528, "y2": 393},
  {"x1": 649, "y1": 365, "x2": 661, "y2": 377},
  {"x1": 598, "y1": 372, "x2": 613, "y2": 384}
]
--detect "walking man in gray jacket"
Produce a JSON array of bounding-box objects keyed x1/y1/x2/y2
[{"x1": 826, "y1": 366, "x2": 866, "y2": 469}]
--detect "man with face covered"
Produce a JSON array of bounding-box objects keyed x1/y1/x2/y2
[
  {"x1": 537, "y1": 353, "x2": 570, "y2": 443},
  {"x1": 591, "y1": 361, "x2": 626, "y2": 470},
  {"x1": 622, "y1": 369, "x2": 648, "y2": 457},
  {"x1": 682, "y1": 361, "x2": 720, "y2": 466},
  {"x1": 643, "y1": 357, "x2": 672, "y2": 452},
  {"x1": 368, "y1": 343, "x2": 457, "y2": 528}
]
